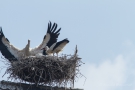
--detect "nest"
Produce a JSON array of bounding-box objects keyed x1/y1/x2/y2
[{"x1": 3, "y1": 46, "x2": 83, "y2": 87}]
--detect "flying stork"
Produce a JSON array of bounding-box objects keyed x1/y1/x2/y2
[
  {"x1": 0, "y1": 27, "x2": 30, "y2": 61},
  {"x1": 41, "y1": 38, "x2": 69, "y2": 56}
]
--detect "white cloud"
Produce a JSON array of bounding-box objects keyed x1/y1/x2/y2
[
  {"x1": 74, "y1": 40, "x2": 135, "y2": 90},
  {"x1": 74, "y1": 55, "x2": 127, "y2": 90},
  {"x1": 122, "y1": 39, "x2": 134, "y2": 47}
]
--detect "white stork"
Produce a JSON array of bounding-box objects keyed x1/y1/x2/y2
[
  {"x1": 41, "y1": 38, "x2": 69, "y2": 56},
  {"x1": 0, "y1": 27, "x2": 30, "y2": 61},
  {"x1": 29, "y1": 22, "x2": 61, "y2": 56},
  {"x1": 0, "y1": 21, "x2": 61, "y2": 60}
]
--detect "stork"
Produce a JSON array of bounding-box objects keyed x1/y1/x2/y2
[
  {"x1": 0, "y1": 21, "x2": 62, "y2": 60},
  {"x1": 41, "y1": 38, "x2": 69, "y2": 56},
  {"x1": 29, "y1": 22, "x2": 61, "y2": 56},
  {"x1": 0, "y1": 27, "x2": 30, "y2": 61}
]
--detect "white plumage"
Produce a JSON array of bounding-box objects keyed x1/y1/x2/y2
[
  {"x1": 29, "y1": 22, "x2": 61, "y2": 56},
  {"x1": 0, "y1": 28, "x2": 30, "y2": 61},
  {"x1": 0, "y1": 22, "x2": 61, "y2": 61},
  {"x1": 42, "y1": 38, "x2": 69, "y2": 56}
]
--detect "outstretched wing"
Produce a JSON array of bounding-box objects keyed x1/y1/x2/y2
[
  {"x1": 52, "y1": 38, "x2": 69, "y2": 51},
  {"x1": 0, "y1": 27, "x2": 30, "y2": 61},
  {"x1": 45, "y1": 21, "x2": 61, "y2": 47},
  {"x1": 0, "y1": 27, "x2": 17, "y2": 61},
  {"x1": 30, "y1": 21, "x2": 61, "y2": 55},
  {"x1": 47, "y1": 38, "x2": 69, "y2": 54}
]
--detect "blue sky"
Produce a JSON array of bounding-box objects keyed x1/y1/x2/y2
[{"x1": 1, "y1": 0, "x2": 135, "y2": 90}]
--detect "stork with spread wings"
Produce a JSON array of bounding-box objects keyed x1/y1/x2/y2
[
  {"x1": 0, "y1": 27, "x2": 30, "y2": 61},
  {"x1": 30, "y1": 22, "x2": 61, "y2": 56},
  {"x1": 0, "y1": 22, "x2": 61, "y2": 61}
]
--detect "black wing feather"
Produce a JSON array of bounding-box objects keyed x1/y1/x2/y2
[
  {"x1": 44, "y1": 22, "x2": 61, "y2": 48},
  {"x1": 55, "y1": 28, "x2": 61, "y2": 35},
  {"x1": 51, "y1": 23, "x2": 56, "y2": 32},
  {"x1": 0, "y1": 27, "x2": 17, "y2": 61},
  {"x1": 52, "y1": 23, "x2": 57, "y2": 33}
]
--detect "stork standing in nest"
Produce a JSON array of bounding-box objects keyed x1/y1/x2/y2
[
  {"x1": 0, "y1": 21, "x2": 67, "y2": 60},
  {"x1": 0, "y1": 22, "x2": 61, "y2": 60},
  {"x1": 29, "y1": 22, "x2": 61, "y2": 56},
  {"x1": 41, "y1": 38, "x2": 69, "y2": 56}
]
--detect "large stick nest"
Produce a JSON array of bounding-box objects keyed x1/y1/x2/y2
[{"x1": 3, "y1": 46, "x2": 83, "y2": 87}]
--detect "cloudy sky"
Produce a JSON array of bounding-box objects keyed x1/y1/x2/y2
[{"x1": 0, "y1": 0, "x2": 135, "y2": 90}]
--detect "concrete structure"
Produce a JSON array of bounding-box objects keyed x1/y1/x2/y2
[{"x1": 0, "y1": 81, "x2": 83, "y2": 90}]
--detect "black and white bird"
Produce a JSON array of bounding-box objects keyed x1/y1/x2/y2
[
  {"x1": 29, "y1": 22, "x2": 61, "y2": 56},
  {"x1": 0, "y1": 27, "x2": 30, "y2": 61},
  {"x1": 0, "y1": 21, "x2": 62, "y2": 60},
  {"x1": 41, "y1": 38, "x2": 69, "y2": 56}
]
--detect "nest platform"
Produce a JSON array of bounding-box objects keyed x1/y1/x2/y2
[{"x1": 3, "y1": 47, "x2": 83, "y2": 87}]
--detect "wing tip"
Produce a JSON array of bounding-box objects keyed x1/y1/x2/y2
[
  {"x1": 63, "y1": 38, "x2": 69, "y2": 43},
  {"x1": 47, "y1": 21, "x2": 61, "y2": 34},
  {"x1": 47, "y1": 21, "x2": 52, "y2": 33},
  {"x1": 0, "y1": 27, "x2": 4, "y2": 36}
]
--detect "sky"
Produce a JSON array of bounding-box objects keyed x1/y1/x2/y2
[{"x1": 0, "y1": 0, "x2": 135, "y2": 90}]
